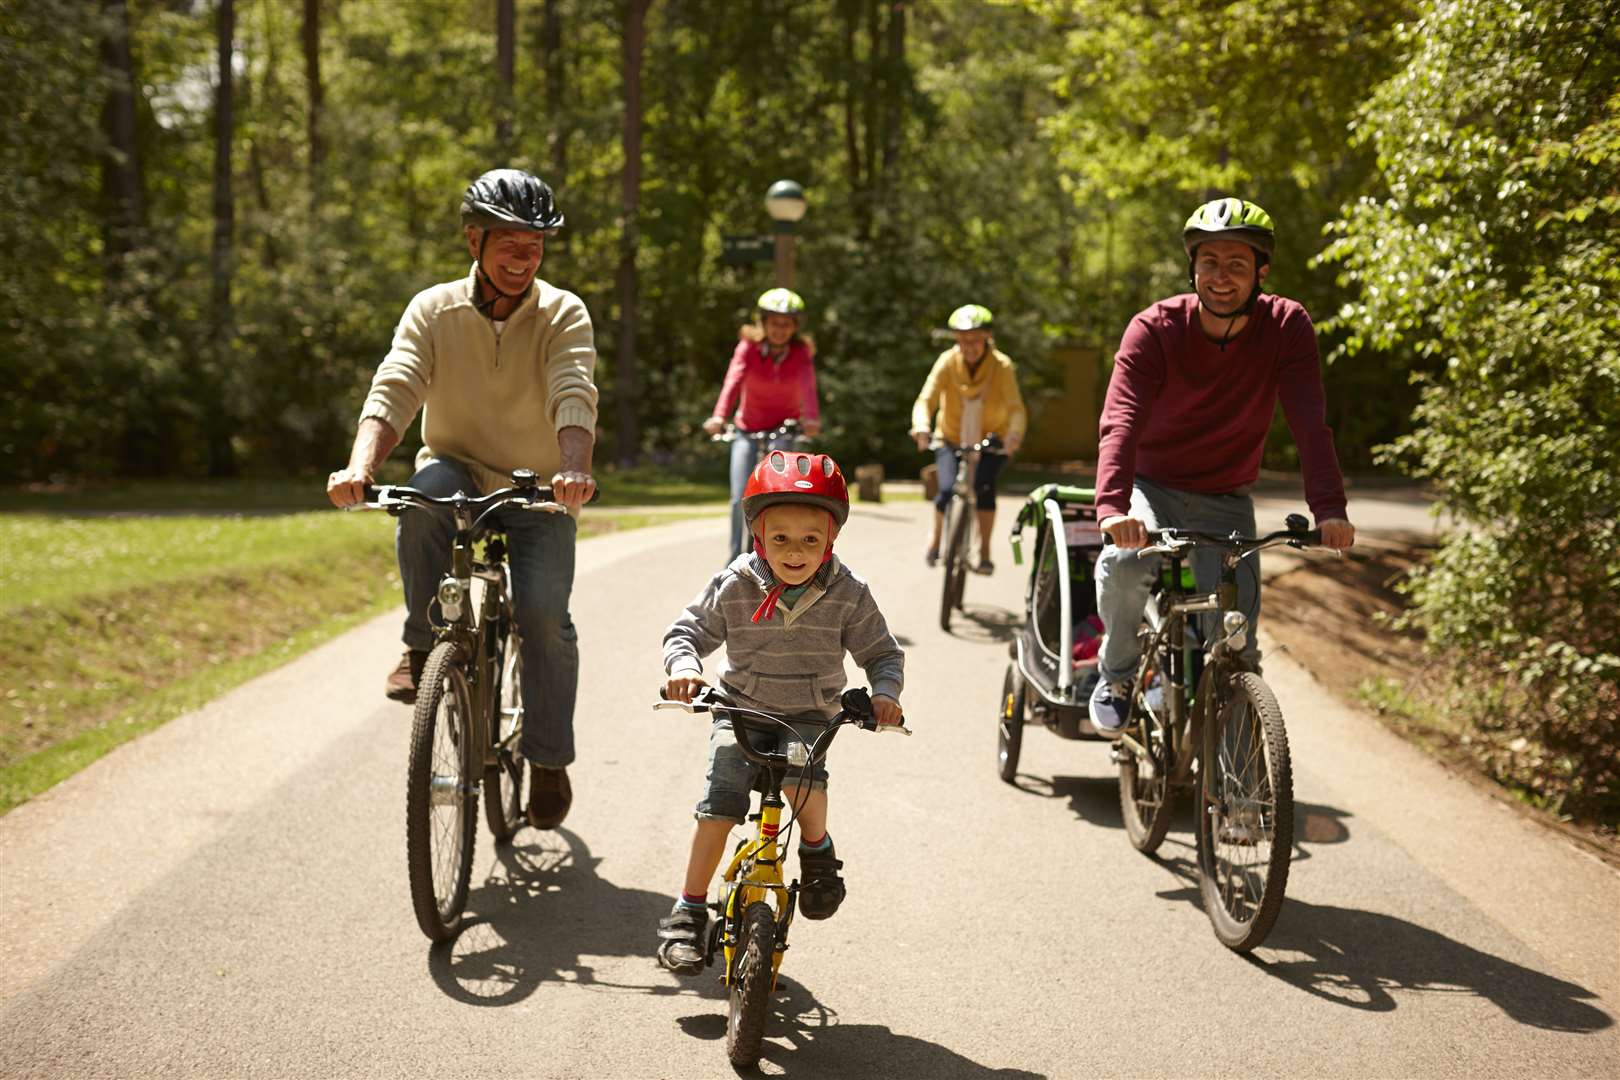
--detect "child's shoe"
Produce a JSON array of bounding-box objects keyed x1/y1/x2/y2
[
  {"x1": 656, "y1": 901, "x2": 709, "y2": 975},
  {"x1": 796, "y1": 839, "x2": 846, "y2": 920}
]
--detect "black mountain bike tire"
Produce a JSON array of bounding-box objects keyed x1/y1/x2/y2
[
  {"x1": 1196, "y1": 670, "x2": 1294, "y2": 951},
  {"x1": 483, "y1": 628, "x2": 527, "y2": 842},
  {"x1": 997, "y1": 662, "x2": 1025, "y2": 783},
  {"x1": 1119, "y1": 642, "x2": 1174, "y2": 854},
  {"x1": 725, "y1": 900, "x2": 777, "y2": 1068},
  {"x1": 406, "y1": 641, "x2": 477, "y2": 943},
  {"x1": 939, "y1": 495, "x2": 972, "y2": 631}
]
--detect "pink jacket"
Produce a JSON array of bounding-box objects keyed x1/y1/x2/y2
[{"x1": 711, "y1": 338, "x2": 820, "y2": 432}]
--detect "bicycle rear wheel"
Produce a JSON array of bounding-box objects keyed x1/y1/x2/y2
[
  {"x1": 1118, "y1": 642, "x2": 1174, "y2": 854},
  {"x1": 997, "y1": 663, "x2": 1025, "y2": 783},
  {"x1": 483, "y1": 628, "x2": 527, "y2": 842},
  {"x1": 1196, "y1": 671, "x2": 1294, "y2": 951},
  {"x1": 725, "y1": 901, "x2": 777, "y2": 1068},
  {"x1": 406, "y1": 641, "x2": 477, "y2": 943},
  {"x1": 939, "y1": 496, "x2": 971, "y2": 631}
]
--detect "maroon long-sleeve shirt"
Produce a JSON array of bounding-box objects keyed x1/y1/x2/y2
[{"x1": 1095, "y1": 293, "x2": 1347, "y2": 524}]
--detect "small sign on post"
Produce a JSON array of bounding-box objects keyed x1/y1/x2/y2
[{"x1": 720, "y1": 234, "x2": 774, "y2": 265}]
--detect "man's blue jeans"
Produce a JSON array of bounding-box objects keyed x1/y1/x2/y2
[
  {"x1": 1093, "y1": 477, "x2": 1262, "y2": 684},
  {"x1": 397, "y1": 458, "x2": 580, "y2": 767}
]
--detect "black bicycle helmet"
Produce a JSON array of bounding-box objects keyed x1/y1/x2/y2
[{"x1": 460, "y1": 169, "x2": 564, "y2": 233}]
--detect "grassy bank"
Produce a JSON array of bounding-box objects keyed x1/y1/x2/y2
[{"x1": 0, "y1": 502, "x2": 716, "y2": 814}]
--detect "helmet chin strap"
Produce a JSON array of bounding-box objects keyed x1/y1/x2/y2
[{"x1": 473, "y1": 228, "x2": 535, "y2": 317}]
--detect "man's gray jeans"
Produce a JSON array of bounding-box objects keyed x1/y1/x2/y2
[
  {"x1": 1093, "y1": 477, "x2": 1262, "y2": 685},
  {"x1": 397, "y1": 457, "x2": 580, "y2": 767}
]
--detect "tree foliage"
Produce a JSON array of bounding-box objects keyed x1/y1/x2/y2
[{"x1": 1323, "y1": 0, "x2": 1620, "y2": 819}]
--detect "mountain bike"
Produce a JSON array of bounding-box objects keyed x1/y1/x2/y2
[
  {"x1": 935, "y1": 433, "x2": 1006, "y2": 632},
  {"x1": 362, "y1": 470, "x2": 595, "y2": 943},
  {"x1": 654, "y1": 686, "x2": 910, "y2": 1068},
  {"x1": 1112, "y1": 514, "x2": 1321, "y2": 951}
]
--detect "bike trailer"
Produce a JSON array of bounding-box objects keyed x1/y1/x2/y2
[{"x1": 1008, "y1": 483, "x2": 1107, "y2": 740}]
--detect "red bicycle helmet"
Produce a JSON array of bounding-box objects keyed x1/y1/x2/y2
[
  {"x1": 741, "y1": 451, "x2": 849, "y2": 530},
  {"x1": 741, "y1": 452, "x2": 850, "y2": 622}
]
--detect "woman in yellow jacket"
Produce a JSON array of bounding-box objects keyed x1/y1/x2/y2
[{"x1": 909, "y1": 304, "x2": 1027, "y2": 573}]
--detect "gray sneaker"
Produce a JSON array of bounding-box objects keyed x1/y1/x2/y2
[{"x1": 1089, "y1": 677, "x2": 1132, "y2": 735}]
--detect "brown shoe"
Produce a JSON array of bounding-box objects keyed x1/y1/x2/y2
[
  {"x1": 527, "y1": 764, "x2": 572, "y2": 830},
  {"x1": 385, "y1": 650, "x2": 429, "y2": 704}
]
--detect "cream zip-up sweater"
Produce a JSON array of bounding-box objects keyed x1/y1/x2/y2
[{"x1": 360, "y1": 265, "x2": 600, "y2": 496}]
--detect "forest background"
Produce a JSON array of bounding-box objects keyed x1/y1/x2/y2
[{"x1": 2, "y1": 0, "x2": 1616, "y2": 820}]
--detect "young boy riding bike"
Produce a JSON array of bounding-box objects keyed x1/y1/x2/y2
[{"x1": 656, "y1": 451, "x2": 906, "y2": 975}]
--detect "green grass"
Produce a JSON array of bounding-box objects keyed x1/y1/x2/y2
[
  {"x1": 0, "y1": 503, "x2": 711, "y2": 814},
  {"x1": 0, "y1": 464, "x2": 731, "y2": 515}
]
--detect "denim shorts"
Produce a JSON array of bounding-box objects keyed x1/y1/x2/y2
[{"x1": 696, "y1": 717, "x2": 831, "y2": 823}]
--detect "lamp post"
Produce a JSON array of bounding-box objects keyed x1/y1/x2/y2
[{"x1": 764, "y1": 179, "x2": 806, "y2": 289}]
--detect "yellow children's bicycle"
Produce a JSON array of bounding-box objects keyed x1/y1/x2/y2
[{"x1": 654, "y1": 686, "x2": 909, "y2": 1069}]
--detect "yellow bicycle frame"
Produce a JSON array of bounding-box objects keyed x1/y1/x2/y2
[{"x1": 718, "y1": 799, "x2": 795, "y2": 990}]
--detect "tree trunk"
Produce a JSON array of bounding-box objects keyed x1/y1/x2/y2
[
  {"x1": 496, "y1": 0, "x2": 515, "y2": 159},
  {"x1": 614, "y1": 0, "x2": 651, "y2": 466},
  {"x1": 303, "y1": 0, "x2": 322, "y2": 202},
  {"x1": 209, "y1": 0, "x2": 238, "y2": 477},
  {"x1": 840, "y1": 0, "x2": 867, "y2": 239},
  {"x1": 880, "y1": 1, "x2": 905, "y2": 181},
  {"x1": 99, "y1": 0, "x2": 145, "y2": 263},
  {"x1": 542, "y1": 0, "x2": 568, "y2": 188}
]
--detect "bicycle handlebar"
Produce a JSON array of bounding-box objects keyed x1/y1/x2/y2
[
  {"x1": 655, "y1": 685, "x2": 911, "y2": 738},
  {"x1": 924, "y1": 433, "x2": 1007, "y2": 456},
  {"x1": 1119, "y1": 525, "x2": 1323, "y2": 557},
  {"x1": 711, "y1": 418, "x2": 803, "y2": 444}
]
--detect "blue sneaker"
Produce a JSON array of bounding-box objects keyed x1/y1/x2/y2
[{"x1": 1089, "y1": 677, "x2": 1132, "y2": 735}]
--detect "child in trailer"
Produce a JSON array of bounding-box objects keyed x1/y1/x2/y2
[{"x1": 655, "y1": 450, "x2": 906, "y2": 975}]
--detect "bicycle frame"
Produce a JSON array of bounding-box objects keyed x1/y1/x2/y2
[
  {"x1": 654, "y1": 687, "x2": 908, "y2": 990},
  {"x1": 1115, "y1": 521, "x2": 1320, "y2": 782}
]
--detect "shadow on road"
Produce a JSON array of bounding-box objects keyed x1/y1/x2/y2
[
  {"x1": 675, "y1": 975, "x2": 1046, "y2": 1078},
  {"x1": 1149, "y1": 856, "x2": 1613, "y2": 1034},
  {"x1": 1029, "y1": 773, "x2": 1352, "y2": 865},
  {"x1": 951, "y1": 603, "x2": 1020, "y2": 644},
  {"x1": 428, "y1": 828, "x2": 674, "y2": 1006}
]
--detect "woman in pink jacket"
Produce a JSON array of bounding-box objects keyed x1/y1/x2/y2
[{"x1": 703, "y1": 288, "x2": 823, "y2": 558}]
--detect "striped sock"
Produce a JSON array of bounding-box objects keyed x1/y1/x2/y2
[
  {"x1": 679, "y1": 892, "x2": 707, "y2": 910},
  {"x1": 799, "y1": 832, "x2": 831, "y2": 852}
]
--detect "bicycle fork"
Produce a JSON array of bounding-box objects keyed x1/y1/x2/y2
[{"x1": 716, "y1": 795, "x2": 794, "y2": 990}]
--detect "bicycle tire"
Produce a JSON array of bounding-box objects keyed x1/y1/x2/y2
[
  {"x1": 483, "y1": 629, "x2": 527, "y2": 842},
  {"x1": 1196, "y1": 671, "x2": 1294, "y2": 951},
  {"x1": 1119, "y1": 642, "x2": 1174, "y2": 854},
  {"x1": 406, "y1": 641, "x2": 476, "y2": 943},
  {"x1": 939, "y1": 496, "x2": 971, "y2": 631},
  {"x1": 997, "y1": 663, "x2": 1025, "y2": 783},
  {"x1": 725, "y1": 900, "x2": 777, "y2": 1068}
]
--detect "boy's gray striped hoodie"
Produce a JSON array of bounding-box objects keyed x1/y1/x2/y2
[{"x1": 662, "y1": 553, "x2": 904, "y2": 717}]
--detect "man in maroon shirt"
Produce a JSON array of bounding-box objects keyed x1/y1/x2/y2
[{"x1": 1089, "y1": 197, "x2": 1356, "y2": 733}]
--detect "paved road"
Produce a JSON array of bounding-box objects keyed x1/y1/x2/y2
[{"x1": 3, "y1": 496, "x2": 1615, "y2": 1078}]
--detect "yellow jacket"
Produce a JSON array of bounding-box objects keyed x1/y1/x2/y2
[{"x1": 910, "y1": 346, "x2": 1027, "y2": 443}]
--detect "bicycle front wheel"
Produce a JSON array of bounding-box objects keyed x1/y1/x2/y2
[
  {"x1": 939, "y1": 497, "x2": 971, "y2": 631},
  {"x1": 483, "y1": 629, "x2": 527, "y2": 842},
  {"x1": 725, "y1": 901, "x2": 778, "y2": 1068},
  {"x1": 406, "y1": 641, "x2": 477, "y2": 943},
  {"x1": 1196, "y1": 671, "x2": 1294, "y2": 951},
  {"x1": 1119, "y1": 643, "x2": 1174, "y2": 854}
]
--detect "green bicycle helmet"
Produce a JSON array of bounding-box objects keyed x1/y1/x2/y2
[
  {"x1": 756, "y1": 288, "x2": 806, "y2": 316},
  {"x1": 1183, "y1": 197, "x2": 1275, "y2": 258},
  {"x1": 946, "y1": 304, "x2": 994, "y2": 331}
]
